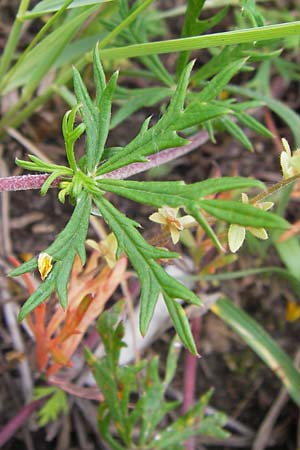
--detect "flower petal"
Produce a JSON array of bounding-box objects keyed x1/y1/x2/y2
[
  {"x1": 149, "y1": 212, "x2": 166, "y2": 225},
  {"x1": 241, "y1": 192, "x2": 249, "y2": 204},
  {"x1": 170, "y1": 225, "x2": 180, "y2": 244},
  {"x1": 228, "y1": 224, "x2": 246, "y2": 253},
  {"x1": 38, "y1": 252, "x2": 53, "y2": 280},
  {"x1": 179, "y1": 215, "x2": 195, "y2": 227},
  {"x1": 248, "y1": 227, "x2": 268, "y2": 240}
]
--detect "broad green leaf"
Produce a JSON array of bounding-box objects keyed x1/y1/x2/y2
[
  {"x1": 212, "y1": 298, "x2": 300, "y2": 406},
  {"x1": 25, "y1": 0, "x2": 112, "y2": 18},
  {"x1": 198, "y1": 199, "x2": 289, "y2": 229},
  {"x1": 11, "y1": 192, "x2": 91, "y2": 320},
  {"x1": 93, "y1": 195, "x2": 201, "y2": 353}
]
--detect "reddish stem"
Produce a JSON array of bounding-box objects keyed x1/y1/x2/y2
[
  {"x1": 0, "y1": 399, "x2": 43, "y2": 447},
  {"x1": 263, "y1": 107, "x2": 283, "y2": 153},
  {"x1": 182, "y1": 316, "x2": 201, "y2": 450},
  {"x1": 0, "y1": 131, "x2": 208, "y2": 192}
]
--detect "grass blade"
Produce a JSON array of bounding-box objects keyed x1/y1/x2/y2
[{"x1": 212, "y1": 298, "x2": 300, "y2": 406}]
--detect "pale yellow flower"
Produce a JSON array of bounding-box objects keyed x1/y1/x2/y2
[
  {"x1": 38, "y1": 252, "x2": 53, "y2": 280},
  {"x1": 228, "y1": 193, "x2": 274, "y2": 253},
  {"x1": 86, "y1": 233, "x2": 118, "y2": 268},
  {"x1": 149, "y1": 206, "x2": 195, "y2": 244},
  {"x1": 280, "y1": 138, "x2": 300, "y2": 179}
]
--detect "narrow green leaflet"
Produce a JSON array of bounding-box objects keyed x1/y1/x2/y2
[
  {"x1": 227, "y1": 84, "x2": 300, "y2": 147},
  {"x1": 212, "y1": 298, "x2": 300, "y2": 406},
  {"x1": 25, "y1": 0, "x2": 112, "y2": 18},
  {"x1": 110, "y1": 86, "x2": 172, "y2": 129},
  {"x1": 148, "y1": 390, "x2": 228, "y2": 449},
  {"x1": 33, "y1": 387, "x2": 68, "y2": 426},
  {"x1": 10, "y1": 192, "x2": 91, "y2": 320},
  {"x1": 96, "y1": 177, "x2": 265, "y2": 207},
  {"x1": 73, "y1": 47, "x2": 118, "y2": 172},
  {"x1": 102, "y1": 1, "x2": 174, "y2": 87},
  {"x1": 93, "y1": 195, "x2": 200, "y2": 354},
  {"x1": 221, "y1": 116, "x2": 253, "y2": 151},
  {"x1": 198, "y1": 199, "x2": 289, "y2": 229},
  {"x1": 194, "y1": 59, "x2": 247, "y2": 103}
]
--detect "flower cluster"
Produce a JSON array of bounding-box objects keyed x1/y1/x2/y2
[{"x1": 149, "y1": 206, "x2": 195, "y2": 244}]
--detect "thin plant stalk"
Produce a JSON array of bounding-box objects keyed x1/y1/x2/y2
[
  {"x1": 0, "y1": 0, "x2": 31, "y2": 80},
  {"x1": 98, "y1": 21, "x2": 300, "y2": 60},
  {"x1": 0, "y1": 0, "x2": 74, "y2": 93}
]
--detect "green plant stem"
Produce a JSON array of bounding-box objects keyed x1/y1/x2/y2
[
  {"x1": 100, "y1": 0, "x2": 155, "y2": 51},
  {"x1": 251, "y1": 173, "x2": 300, "y2": 203},
  {"x1": 98, "y1": 21, "x2": 300, "y2": 60},
  {"x1": 0, "y1": 0, "x2": 30, "y2": 80}
]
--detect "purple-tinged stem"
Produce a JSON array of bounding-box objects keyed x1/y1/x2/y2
[
  {"x1": 0, "y1": 174, "x2": 58, "y2": 191},
  {"x1": 0, "y1": 131, "x2": 208, "y2": 192},
  {"x1": 0, "y1": 399, "x2": 43, "y2": 447}
]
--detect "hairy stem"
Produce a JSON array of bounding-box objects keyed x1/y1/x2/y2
[{"x1": 0, "y1": 131, "x2": 208, "y2": 192}]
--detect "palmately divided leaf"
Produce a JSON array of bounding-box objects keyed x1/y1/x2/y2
[
  {"x1": 96, "y1": 61, "x2": 230, "y2": 176},
  {"x1": 93, "y1": 195, "x2": 201, "y2": 354},
  {"x1": 11, "y1": 192, "x2": 91, "y2": 320}
]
